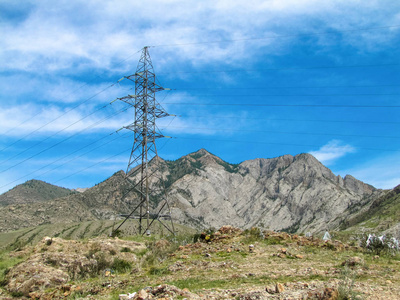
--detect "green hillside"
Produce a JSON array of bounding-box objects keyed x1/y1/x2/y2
[
  {"x1": 341, "y1": 184, "x2": 400, "y2": 232},
  {"x1": 0, "y1": 220, "x2": 196, "y2": 250},
  {"x1": 0, "y1": 179, "x2": 74, "y2": 206}
]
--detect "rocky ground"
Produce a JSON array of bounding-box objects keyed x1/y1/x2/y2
[{"x1": 0, "y1": 226, "x2": 399, "y2": 299}]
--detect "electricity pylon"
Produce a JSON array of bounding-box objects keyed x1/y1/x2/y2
[{"x1": 112, "y1": 47, "x2": 175, "y2": 236}]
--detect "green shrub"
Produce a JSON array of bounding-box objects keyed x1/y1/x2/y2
[
  {"x1": 242, "y1": 227, "x2": 263, "y2": 244},
  {"x1": 337, "y1": 267, "x2": 362, "y2": 300},
  {"x1": 112, "y1": 258, "x2": 132, "y2": 273},
  {"x1": 10, "y1": 291, "x2": 24, "y2": 297},
  {"x1": 360, "y1": 234, "x2": 399, "y2": 255},
  {"x1": 148, "y1": 266, "x2": 171, "y2": 275},
  {"x1": 121, "y1": 247, "x2": 131, "y2": 253},
  {"x1": 263, "y1": 236, "x2": 282, "y2": 246},
  {"x1": 91, "y1": 252, "x2": 112, "y2": 276}
]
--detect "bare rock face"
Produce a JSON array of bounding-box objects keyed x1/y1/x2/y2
[{"x1": 162, "y1": 150, "x2": 382, "y2": 233}]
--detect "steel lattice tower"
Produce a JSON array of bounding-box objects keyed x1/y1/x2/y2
[{"x1": 113, "y1": 47, "x2": 175, "y2": 236}]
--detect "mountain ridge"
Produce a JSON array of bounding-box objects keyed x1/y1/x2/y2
[{"x1": 0, "y1": 149, "x2": 393, "y2": 235}]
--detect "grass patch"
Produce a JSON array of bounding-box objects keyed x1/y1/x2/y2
[
  {"x1": 262, "y1": 237, "x2": 283, "y2": 246},
  {"x1": 166, "y1": 273, "x2": 327, "y2": 292},
  {"x1": 148, "y1": 266, "x2": 171, "y2": 276},
  {"x1": 0, "y1": 250, "x2": 26, "y2": 285},
  {"x1": 168, "y1": 277, "x2": 231, "y2": 291},
  {"x1": 112, "y1": 258, "x2": 132, "y2": 274}
]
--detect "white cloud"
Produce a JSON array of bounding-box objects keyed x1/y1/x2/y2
[
  {"x1": 1, "y1": 1, "x2": 399, "y2": 73},
  {"x1": 0, "y1": 103, "x2": 132, "y2": 137},
  {"x1": 309, "y1": 140, "x2": 356, "y2": 165}
]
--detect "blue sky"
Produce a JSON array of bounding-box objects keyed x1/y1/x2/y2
[{"x1": 1, "y1": 0, "x2": 400, "y2": 193}]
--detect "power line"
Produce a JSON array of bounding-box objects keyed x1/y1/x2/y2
[
  {"x1": 180, "y1": 115, "x2": 400, "y2": 125},
  {"x1": 168, "y1": 92, "x2": 400, "y2": 97},
  {"x1": 151, "y1": 24, "x2": 400, "y2": 47},
  {"x1": 163, "y1": 102, "x2": 400, "y2": 108},
  {"x1": 0, "y1": 106, "x2": 132, "y2": 174},
  {"x1": 158, "y1": 62, "x2": 400, "y2": 75},
  {"x1": 175, "y1": 137, "x2": 400, "y2": 153},
  {"x1": 1, "y1": 49, "x2": 144, "y2": 147},
  {"x1": 0, "y1": 82, "x2": 117, "y2": 153},
  {"x1": 0, "y1": 102, "x2": 112, "y2": 165},
  {"x1": 173, "y1": 83, "x2": 400, "y2": 90},
  {"x1": 0, "y1": 131, "x2": 131, "y2": 190},
  {"x1": 161, "y1": 126, "x2": 400, "y2": 139},
  {"x1": 53, "y1": 147, "x2": 131, "y2": 185}
]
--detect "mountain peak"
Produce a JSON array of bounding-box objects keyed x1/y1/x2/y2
[{"x1": 189, "y1": 148, "x2": 212, "y2": 158}]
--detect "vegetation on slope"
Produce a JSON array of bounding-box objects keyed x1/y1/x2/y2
[
  {"x1": 341, "y1": 184, "x2": 400, "y2": 232},
  {"x1": 0, "y1": 179, "x2": 74, "y2": 206}
]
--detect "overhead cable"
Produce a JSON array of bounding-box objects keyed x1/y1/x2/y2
[
  {"x1": 0, "y1": 106, "x2": 132, "y2": 174},
  {"x1": 161, "y1": 126, "x2": 400, "y2": 139},
  {"x1": 175, "y1": 137, "x2": 400, "y2": 153},
  {"x1": 163, "y1": 102, "x2": 400, "y2": 108},
  {"x1": 151, "y1": 24, "x2": 400, "y2": 47}
]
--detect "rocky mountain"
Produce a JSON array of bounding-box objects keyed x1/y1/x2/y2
[
  {"x1": 162, "y1": 149, "x2": 383, "y2": 233},
  {"x1": 0, "y1": 179, "x2": 74, "y2": 206},
  {"x1": 0, "y1": 149, "x2": 389, "y2": 234}
]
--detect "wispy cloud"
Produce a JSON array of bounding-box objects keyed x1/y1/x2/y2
[
  {"x1": 0, "y1": 103, "x2": 132, "y2": 137},
  {"x1": 309, "y1": 140, "x2": 356, "y2": 165},
  {"x1": 1, "y1": 1, "x2": 399, "y2": 74}
]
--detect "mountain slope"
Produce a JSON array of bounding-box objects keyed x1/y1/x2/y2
[
  {"x1": 341, "y1": 184, "x2": 400, "y2": 235},
  {"x1": 0, "y1": 179, "x2": 74, "y2": 206},
  {"x1": 0, "y1": 149, "x2": 387, "y2": 234}
]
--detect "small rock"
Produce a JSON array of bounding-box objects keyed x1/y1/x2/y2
[
  {"x1": 295, "y1": 254, "x2": 304, "y2": 259},
  {"x1": 322, "y1": 287, "x2": 338, "y2": 300},
  {"x1": 266, "y1": 285, "x2": 275, "y2": 294},
  {"x1": 137, "y1": 289, "x2": 148, "y2": 300},
  {"x1": 275, "y1": 283, "x2": 285, "y2": 293},
  {"x1": 29, "y1": 292, "x2": 41, "y2": 299},
  {"x1": 205, "y1": 253, "x2": 211, "y2": 258}
]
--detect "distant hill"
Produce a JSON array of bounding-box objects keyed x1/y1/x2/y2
[
  {"x1": 1, "y1": 149, "x2": 395, "y2": 235},
  {"x1": 0, "y1": 179, "x2": 74, "y2": 206}
]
